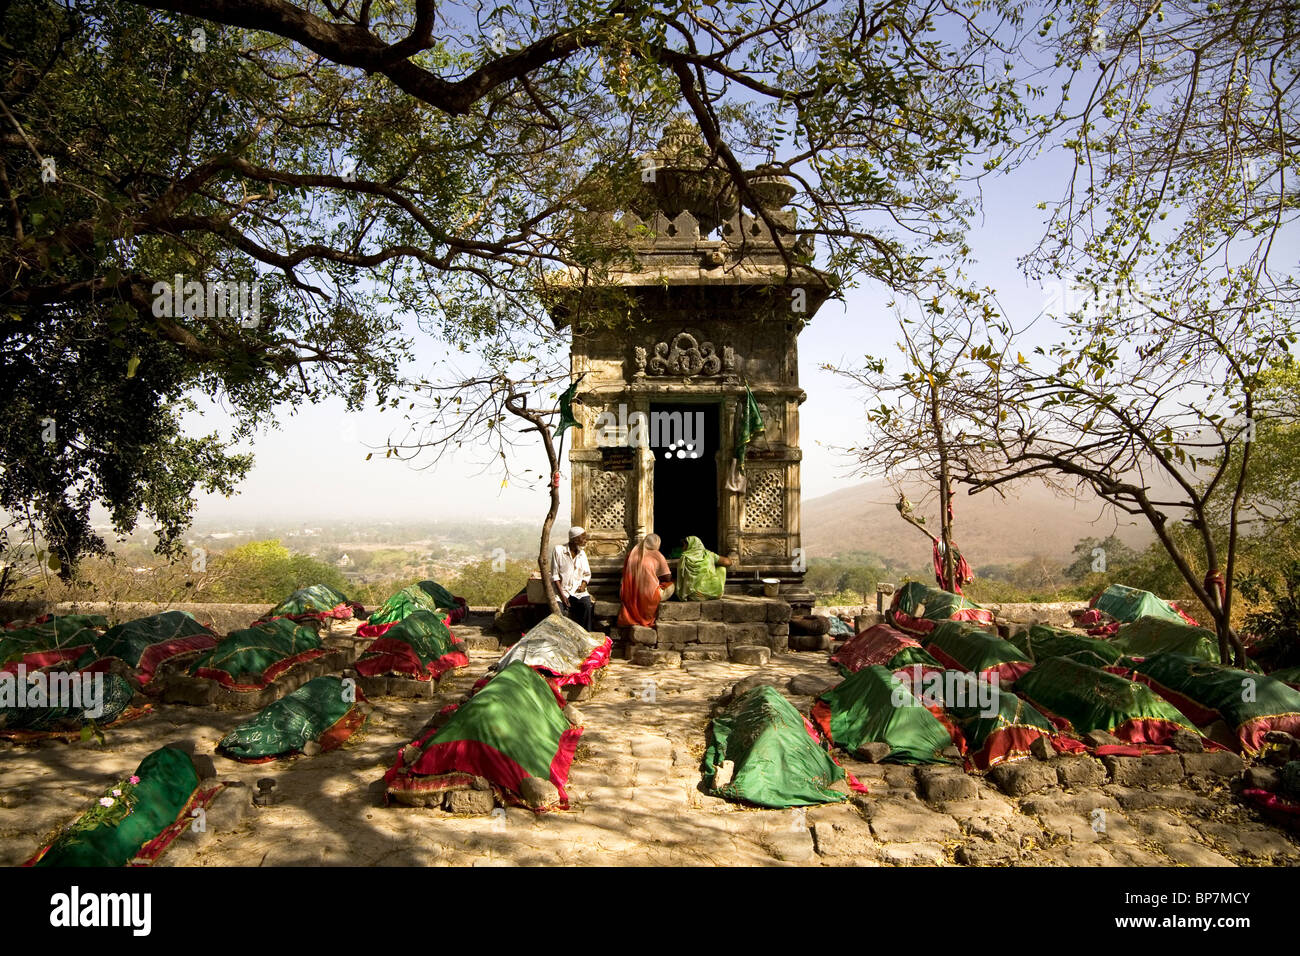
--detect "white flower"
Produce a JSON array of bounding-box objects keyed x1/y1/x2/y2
[{"x1": 99, "y1": 797, "x2": 114, "y2": 808}]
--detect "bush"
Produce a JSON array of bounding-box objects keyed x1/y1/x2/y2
[
  {"x1": 448, "y1": 558, "x2": 536, "y2": 608},
  {"x1": 206, "y1": 540, "x2": 349, "y2": 604},
  {"x1": 1239, "y1": 559, "x2": 1300, "y2": 670}
]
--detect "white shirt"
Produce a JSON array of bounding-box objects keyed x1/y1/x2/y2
[{"x1": 550, "y1": 544, "x2": 591, "y2": 599}]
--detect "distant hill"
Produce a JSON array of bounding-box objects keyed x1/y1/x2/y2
[{"x1": 802, "y1": 478, "x2": 1157, "y2": 570}]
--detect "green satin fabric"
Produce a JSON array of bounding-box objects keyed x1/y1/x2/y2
[
  {"x1": 36, "y1": 746, "x2": 200, "y2": 867},
  {"x1": 188, "y1": 617, "x2": 321, "y2": 682},
  {"x1": 1132, "y1": 652, "x2": 1300, "y2": 734},
  {"x1": 80, "y1": 611, "x2": 216, "y2": 669},
  {"x1": 1094, "y1": 583, "x2": 1186, "y2": 625},
  {"x1": 704, "y1": 685, "x2": 849, "y2": 807},
  {"x1": 818, "y1": 665, "x2": 959, "y2": 764},
  {"x1": 1010, "y1": 624, "x2": 1124, "y2": 668},
  {"x1": 1016, "y1": 656, "x2": 1196, "y2": 735},
  {"x1": 1114, "y1": 616, "x2": 1224, "y2": 664},
  {"x1": 266, "y1": 583, "x2": 352, "y2": 618},
  {"x1": 218, "y1": 676, "x2": 358, "y2": 760},
  {"x1": 368, "y1": 584, "x2": 445, "y2": 627},
  {"x1": 923, "y1": 621, "x2": 1030, "y2": 672}
]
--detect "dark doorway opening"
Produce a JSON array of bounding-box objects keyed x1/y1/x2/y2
[{"x1": 651, "y1": 402, "x2": 720, "y2": 555}]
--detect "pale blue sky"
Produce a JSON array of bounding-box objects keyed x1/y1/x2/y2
[{"x1": 187, "y1": 142, "x2": 1076, "y2": 523}]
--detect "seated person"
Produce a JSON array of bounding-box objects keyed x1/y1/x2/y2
[
  {"x1": 676, "y1": 535, "x2": 733, "y2": 601},
  {"x1": 551, "y1": 526, "x2": 594, "y2": 630},
  {"x1": 618, "y1": 534, "x2": 675, "y2": 627}
]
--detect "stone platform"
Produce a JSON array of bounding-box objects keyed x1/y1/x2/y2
[{"x1": 597, "y1": 595, "x2": 792, "y2": 665}]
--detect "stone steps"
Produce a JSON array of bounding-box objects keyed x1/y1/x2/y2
[{"x1": 605, "y1": 595, "x2": 792, "y2": 664}]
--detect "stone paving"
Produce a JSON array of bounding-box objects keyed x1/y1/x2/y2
[{"x1": 2, "y1": 625, "x2": 1298, "y2": 867}]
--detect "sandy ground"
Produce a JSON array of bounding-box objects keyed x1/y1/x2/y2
[{"x1": 3, "y1": 627, "x2": 1298, "y2": 867}]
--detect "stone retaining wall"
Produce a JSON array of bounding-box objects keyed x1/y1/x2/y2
[
  {"x1": 0, "y1": 600, "x2": 272, "y2": 635},
  {"x1": 816, "y1": 600, "x2": 1086, "y2": 629}
]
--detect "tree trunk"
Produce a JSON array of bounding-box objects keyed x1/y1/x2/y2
[
  {"x1": 536, "y1": 430, "x2": 563, "y2": 617},
  {"x1": 930, "y1": 379, "x2": 956, "y2": 592},
  {"x1": 504, "y1": 381, "x2": 564, "y2": 616}
]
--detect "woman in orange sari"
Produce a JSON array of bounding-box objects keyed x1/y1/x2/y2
[{"x1": 618, "y1": 534, "x2": 675, "y2": 627}]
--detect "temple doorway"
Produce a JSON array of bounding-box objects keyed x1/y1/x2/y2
[{"x1": 651, "y1": 401, "x2": 720, "y2": 555}]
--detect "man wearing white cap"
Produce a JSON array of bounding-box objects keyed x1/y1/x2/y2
[{"x1": 551, "y1": 526, "x2": 594, "y2": 630}]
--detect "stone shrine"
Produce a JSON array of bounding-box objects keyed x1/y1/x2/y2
[{"x1": 550, "y1": 122, "x2": 832, "y2": 609}]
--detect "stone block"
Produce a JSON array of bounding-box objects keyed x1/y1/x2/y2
[
  {"x1": 855, "y1": 742, "x2": 892, "y2": 764},
  {"x1": 444, "y1": 788, "x2": 496, "y2": 814},
  {"x1": 203, "y1": 784, "x2": 252, "y2": 836},
  {"x1": 730, "y1": 645, "x2": 770, "y2": 666},
  {"x1": 1180, "y1": 751, "x2": 1244, "y2": 779},
  {"x1": 629, "y1": 626, "x2": 657, "y2": 645},
  {"x1": 682, "y1": 648, "x2": 728, "y2": 662},
  {"x1": 593, "y1": 601, "x2": 621, "y2": 619},
  {"x1": 956, "y1": 840, "x2": 1018, "y2": 865},
  {"x1": 655, "y1": 622, "x2": 697, "y2": 644},
  {"x1": 703, "y1": 761, "x2": 732, "y2": 792},
  {"x1": 988, "y1": 761, "x2": 1058, "y2": 797},
  {"x1": 765, "y1": 601, "x2": 792, "y2": 624},
  {"x1": 811, "y1": 819, "x2": 878, "y2": 860},
  {"x1": 520, "y1": 775, "x2": 561, "y2": 810},
  {"x1": 658, "y1": 602, "x2": 700, "y2": 622},
  {"x1": 1082, "y1": 729, "x2": 1123, "y2": 748},
  {"x1": 867, "y1": 804, "x2": 961, "y2": 843},
  {"x1": 632, "y1": 648, "x2": 682, "y2": 668},
  {"x1": 700, "y1": 602, "x2": 724, "y2": 621},
  {"x1": 563, "y1": 681, "x2": 594, "y2": 702},
  {"x1": 726, "y1": 623, "x2": 771, "y2": 647},
  {"x1": 878, "y1": 843, "x2": 946, "y2": 866},
  {"x1": 722, "y1": 599, "x2": 768, "y2": 623},
  {"x1": 789, "y1": 633, "x2": 832, "y2": 652},
  {"x1": 695, "y1": 622, "x2": 729, "y2": 644},
  {"x1": 882, "y1": 765, "x2": 917, "y2": 790},
  {"x1": 1103, "y1": 786, "x2": 1218, "y2": 814},
  {"x1": 916, "y1": 766, "x2": 978, "y2": 803},
  {"x1": 764, "y1": 830, "x2": 816, "y2": 863},
  {"x1": 1101, "y1": 754, "x2": 1185, "y2": 787},
  {"x1": 855, "y1": 612, "x2": 883, "y2": 633},
  {"x1": 787, "y1": 674, "x2": 837, "y2": 697},
  {"x1": 1244, "y1": 766, "x2": 1280, "y2": 791},
  {"x1": 1056, "y1": 756, "x2": 1108, "y2": 789},
  {"x1": 1029, "y1": 736, "x2": 1057, "y2": 760}
]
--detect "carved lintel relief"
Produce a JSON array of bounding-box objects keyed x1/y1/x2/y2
[
  {"x1": 740, "y1": 536, "x2": 787, "y2": 558},
  {"x1": 642, "y1": 331, "x2": 737, "y2": 379}
]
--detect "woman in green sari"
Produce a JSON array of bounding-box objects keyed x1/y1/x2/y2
[{"x1": 676, "y1": 536, "x2": 733, "y2": 601}]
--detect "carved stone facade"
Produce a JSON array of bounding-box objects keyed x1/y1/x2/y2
[{"x1": 552, "y1": 123, "x2": 831, "y2": 599}]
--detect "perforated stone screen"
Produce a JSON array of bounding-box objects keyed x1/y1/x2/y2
[
  {"x1": 588, "y1": 469, "x2": 628, "y2": 531},
  {"x1": 743, "y1": 468, "x2": 784, "y2": 532}
]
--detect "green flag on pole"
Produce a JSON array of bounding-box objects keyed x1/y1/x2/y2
[
  {"x1": 553, "y1": 373, "x2": 586, "y2": 441},
  {"x1": 735, "y1": 384, "x2": 765, "y2": 469}
]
